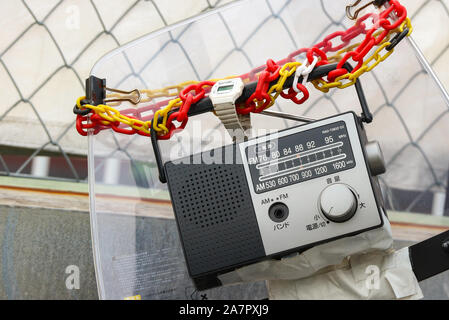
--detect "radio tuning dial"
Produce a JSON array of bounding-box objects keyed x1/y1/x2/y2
[
  {"x1": 319, "y1": 184, "x2": 358, "y2": 223},
  {"x1": 365, "y1": 141, "x2": 386, "y2": 176}
]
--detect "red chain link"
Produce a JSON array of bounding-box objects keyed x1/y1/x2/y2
[
  {"x1": 238, "y1": 59, "x2": 280, "y2": 115},
  {"x1": 157, "y1": 81, "x2": 215, "y2": 140},
  {"x1": 79, "y1": 0, "x2": 408, "y2": 140},
  {"x1": 75, "y1": 98, "x2": 173, "y2": 137},
  {"x1": 328, "y1": 0, "x2": 406, "y2": 81},
  {"x1": 76, "y1": 114, "x2": 102, "y2": 136},
  {"x1": 280, "y1": 83, "x2": 309, "y2": 105}
]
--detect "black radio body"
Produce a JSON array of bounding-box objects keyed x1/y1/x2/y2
[{"x1": 165, "y1": 112, "x2": 386, "y2": 290}]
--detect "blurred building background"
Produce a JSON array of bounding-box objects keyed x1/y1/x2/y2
[{"x1": 0, "y1": 0, "x2": 448, "y2": 299}]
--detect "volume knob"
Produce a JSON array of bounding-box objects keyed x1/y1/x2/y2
[{"x1": 319, "y1": 184, "x2": 358, "y2": 223}]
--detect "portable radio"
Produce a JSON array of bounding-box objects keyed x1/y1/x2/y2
[{"x1": 165, "y1": 111, "x2": 387, "y2": 290}]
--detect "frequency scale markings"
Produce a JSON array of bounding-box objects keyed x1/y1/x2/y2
[
  {"x1": 246, "y1": 121, "x2": 356, "y2": 194},
  {"x1": 257, "y1": 142, "x2": 346, "y2": 181}
]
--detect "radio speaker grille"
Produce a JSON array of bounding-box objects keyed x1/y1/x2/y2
[{"x1": 165, "y1": 154, "x2": 265, "y2": 277}]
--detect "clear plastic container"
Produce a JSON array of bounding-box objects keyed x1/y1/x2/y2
[{"x1": 86, "y1": 0, "x2": 449, "y2": 299}]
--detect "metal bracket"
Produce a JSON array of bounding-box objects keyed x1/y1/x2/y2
[
  {"x1": 260, "y1": 110, "x2": 315, "y2": 123},
  {"x1": 150, "y1": 115, "x2": 167, "y2": 184}
]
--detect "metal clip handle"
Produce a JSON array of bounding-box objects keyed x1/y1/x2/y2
[
  {"x1": 104, "y1": 87, "x2": 141, "y2": 105},
  {"x1": 346, "y1": 0, "x2": 389, "y2": 20},
  {"x1": 85, "y1": 75, "x2": 141, "y2": 106}
]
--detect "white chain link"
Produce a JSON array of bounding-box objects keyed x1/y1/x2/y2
[{"x1": 292, "y1": 56, "x2": 318, "y2": 93}]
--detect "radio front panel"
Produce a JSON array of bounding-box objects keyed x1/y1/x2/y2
[
  {"x1": 165, "y1": 112, "x2": 385, "y2": 289},
  {"x1": 239, "y1": 112, "x2": 383, "y2": 255}
]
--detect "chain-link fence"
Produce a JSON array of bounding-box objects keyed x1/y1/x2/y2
[
  {"x1": 0, "y1": 0, "x2": 232, "y2": 181},
  {"x1": 0, "y1": 0, "x2": 448, "y2": 215}
]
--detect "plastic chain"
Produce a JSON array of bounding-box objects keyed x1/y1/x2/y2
[{"x1": 75, "y1": 0, "x2": 411, "y2": 140}]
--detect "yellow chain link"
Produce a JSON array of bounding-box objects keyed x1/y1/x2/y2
[
  {"x1": 260, "y1": 62, "x2": 301, "y2": 109},
  {"x1": 78, "y1": 76, "x2": 236, "y2": 136},
  {"x1": 152, "y1": 98, "x2": 182, "y2": 133},
  {"x1": 77, "y1": 96, "x2": 153, "y2": 134},
  {"x1": 312, "y1": 19, "x2": 412, "y2": 93},
  {"x1": 78, "y1": 18, "x2": 413, "y2": 136}
]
